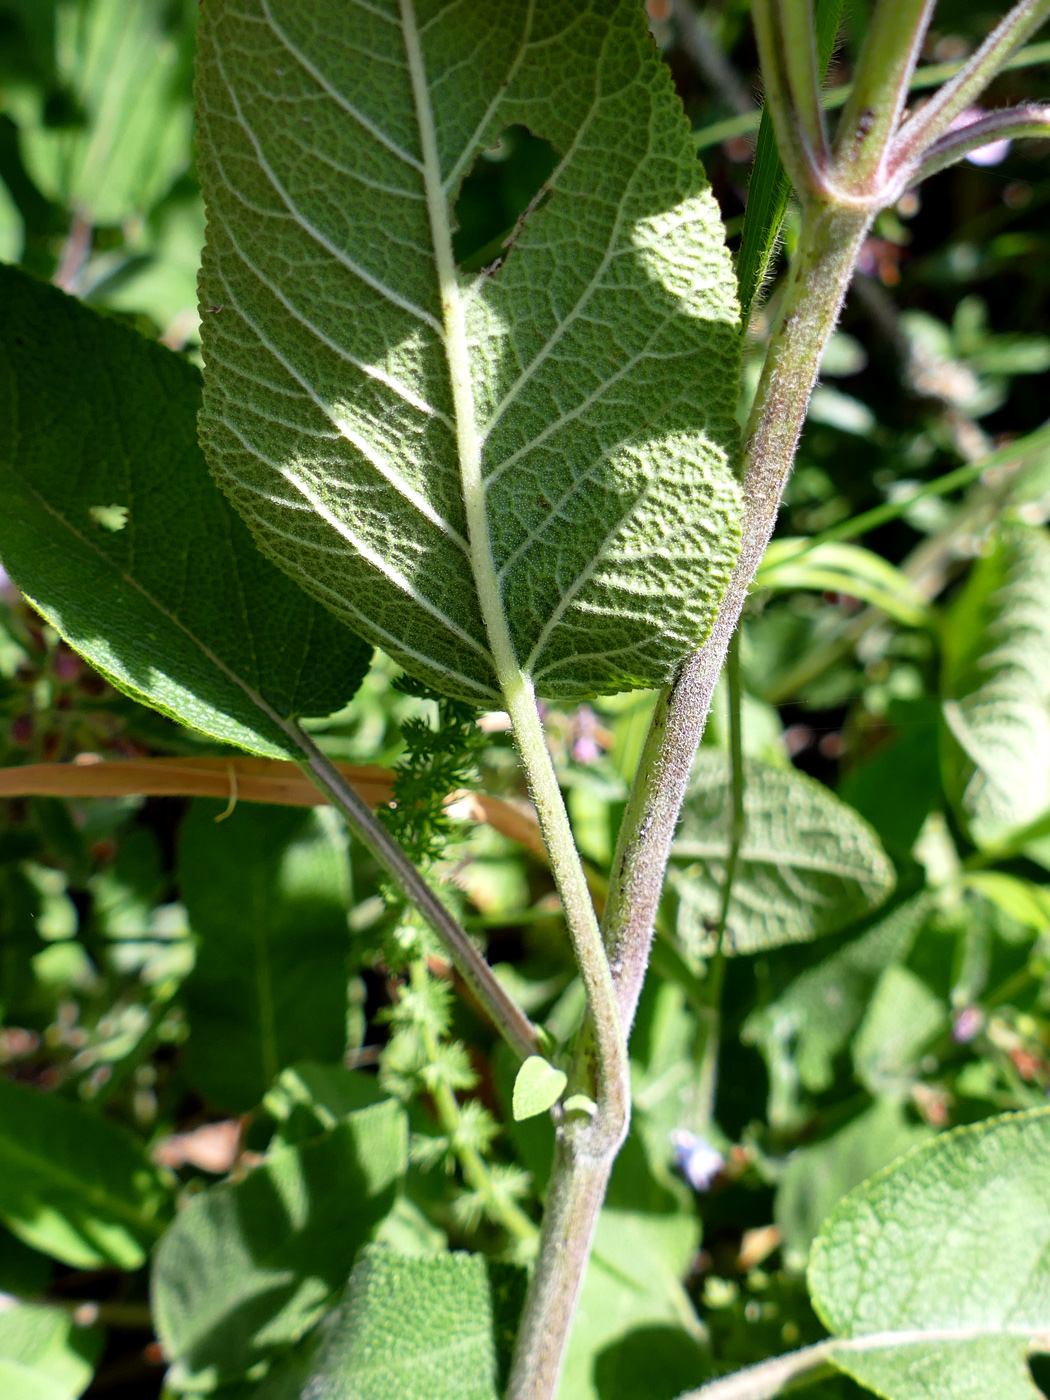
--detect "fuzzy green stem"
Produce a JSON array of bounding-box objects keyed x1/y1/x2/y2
[
  {"x1": 833, "y1": 0, "x2": 936, "y2": 189},
  {"x1": 912, "y1": 103, "x2": 1050, "y2": 183},
  {"x1": 779, "y1": 0, "x2": 830, "y2": 163},
  {"x1": 892, "y1": 0, "x2": 1050, "y2": 171},
  {"x1": 677, "y1": 1341, "x2": 834, "y2": 1399},
  {"x1": 750, "y1": 0, "x2": 824, "y2": 192},
  {"x1": 505, "y1": 1134, "x2": 615, "y2": 1400}
]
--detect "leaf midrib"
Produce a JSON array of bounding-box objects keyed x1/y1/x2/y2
[{"x1": 398, "y1": 0, "x2": 522, "y2": 700}]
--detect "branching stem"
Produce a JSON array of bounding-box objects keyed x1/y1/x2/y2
[
  {"x1": 289, "y1": 723, "x2": 542, "y2": 1062},
  {"x1": 400, "y1": 0, "x2": 627, "y2": 1126},
  {"x1": 604, "y1": 198, "x2": 873, "y2": 1039}
]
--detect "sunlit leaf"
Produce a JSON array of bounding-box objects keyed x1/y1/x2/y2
[
  {"x1": 756, "y1": 539, "x2": 930, "y2": 628},
  {"x1": 0, "y1": 1301, "x2": 101, "y2": 1400},
  {"x1": 942, "y1": 523, "x2": 1050, "y2": 847},
  {"x1": 810, "y1": 1109, "x2": 1050, "y2": 1400},
  {"x1": 669, "y1": 751, "x2": 895, "y2": 956},
  {"x1": 9, "y1": 0, "x2": 194, "y2": 224},
  {"x1": 0, "y1": 1077, "x2": 168, "y2": 1270},
  {"x1": 195, "y1": 0, "x2": 742, "y2": 703},
  {"x1": 512, "y1": 1056, "x2": 567, "y2": 1122}
]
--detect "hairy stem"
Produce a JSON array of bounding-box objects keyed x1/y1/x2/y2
[
  {"x1": 833, "y1": 0, "x2": 936, "y2": 189},
  {"x1": 892, "y1": 0, "x2": 1050, "y2": 171},
  {"x1": 400, "y1": 0, "x2": 627, "y2": 1123},
  {"x1": 505, "y1": 1134, "x2": 615, "y2": 1400},
  {"x1": 912, "y1": 103, "x2": 1050, "y2": 182},
  {"x1": 750, "y1": 0, "x2": 824, "y2": 191},
  {"x1": 289, "y1": 724, "x2": 542, "y2": 1062},
  {"x1": 778, "y1": 0, "x2": 830, "y2": 163},
  {"x1": 604, "y1": 199, "x2": 873, "y2": 1036},
  {"x1": 677, "y1": 1341, "x2": 834, "y2": 1399}
]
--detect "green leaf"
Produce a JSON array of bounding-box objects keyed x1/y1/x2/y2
[
  {"x1": 0, "y1": 1301, "x2": 101, "y2": 1400},
  {"x1": 838, "y1": 699, "x2": 943, "y2": 866},
  {"x1": 851, "y1": 964, "x2": 947, "y2": 1100},
  {"x1": 941, "y1": 523, "x2": 1050, "y2": 847},
  {"x1": 960, "y1": 872, "x2": 1050, "y2": 932},
  {"x1": 743, "y1": 895, "x2": 930, "y2": 1117},
  {"x1": 809, "y1": 1108, "x2": 1050, "y2": 1400},
  {"x1": 254, "y1": 1246, "x2": 508, "y2": 1400},
  {"x1": 263, "y1": 1061, "x2": 389, "y2": 1143},
  {"x1": 195, "y1": 0, "x2": 742, "y2": 704},
  {"x1": 8, "y1": 0, "x2": 193, "y2": 224},
  {"x1": 0, "y1": 1077, "x2": 167, "y2": 1270},
  {"x1": 776, "y1": 1100, "x2": 932, "y2": 1269},
  {"x1": 512, "y1": 1056, "x2": 567, "y2": 1122},
  {"x1": 560, "y1": 1210, "x2": 705, "y2": 1400},
  {"x1": 179, "y1": 803, "x2": 353, "y2": 1113},
  {"x1": 669, "y1": 751, "x2": 895, "y2": 956},
  {"x1": 0, "y1": 265, "x2": 370, "y2": 758},
  {"x1": 152, "y1": 1101, "x2": 407, "y2": 1393},
  {"x1": 756, "y1": 540, "x2": 930, "y2": 628}
]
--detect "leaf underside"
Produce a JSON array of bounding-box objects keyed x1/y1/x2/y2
[
  {"x1": 810, "y1": 1108, "x2": 1050, "y2": 1400},
  {"x1": 196, "y1": 0, "x2": 742, "y2": 703},
  {"x1": 669, "y1": 750, "x2": 895, "y2": 955}
]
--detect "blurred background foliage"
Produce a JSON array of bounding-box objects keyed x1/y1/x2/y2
[{"x1": 1, "y1": 1, "x2": 1050, "y2": 1398}]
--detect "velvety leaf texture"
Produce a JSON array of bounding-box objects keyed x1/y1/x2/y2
[
  {"x1": 283, "y1": 1246, "x2": 503, "y2": 1400},
  {"x1": 942, "y1": 523, "x2": 1050, "y2": 847},
  {"x1": 153, "y1": 1102, "x2": 407, "y2": 1392},
  {"x1": 669, "y1": 751, "x2": 895, "y2": 955},
  {"x1": 195, "y1": 0, "x2": 742, "y2": 704},
  {"x1": 0, "y1": 266, "x2": 370, "y2": 757},
  {"x1": 810, "y1": 1108, "x2": 1050, "y2": 1400}
]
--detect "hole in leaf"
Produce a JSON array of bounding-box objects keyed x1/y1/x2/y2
[
  {"x1": 1030, "y1": 1354, "x2": 1050, "y2": 1396},
  {"x1": 452, "y1": 125, "x2": 560, "y2": 273},
  {"x1": 88, "y1": 504, "x2": 128, "y2": 532}
]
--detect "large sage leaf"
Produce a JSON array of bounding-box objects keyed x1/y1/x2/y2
[
  {"x1": 668, "y1": 751, "x2": 895, "y2": 956},
  {"x1": 179, "y1": 801, "x2": 352, "y2": 1112},
  {"x1": 0, "y1": 265, "x2": 370, "y2": 757},
  {"x1": 810, "y1": 1108, "x2": 1050, "y2": 1400},
  {"x1": 253, "y1": 1246, "x2": 511, "y2": 1400},
  {"x1": 0, "y1": 1076, "x2": 168, "y2": 1270},
  {"x1": 153, "y1": 1101, "x2": 407, "y2": 1392},
  {"x1": 195, "y1": 0, "x2": 742, "y2": 704},
  {"x1": 942, "y1": 523, "x2": 1050, "y2": 847}
]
